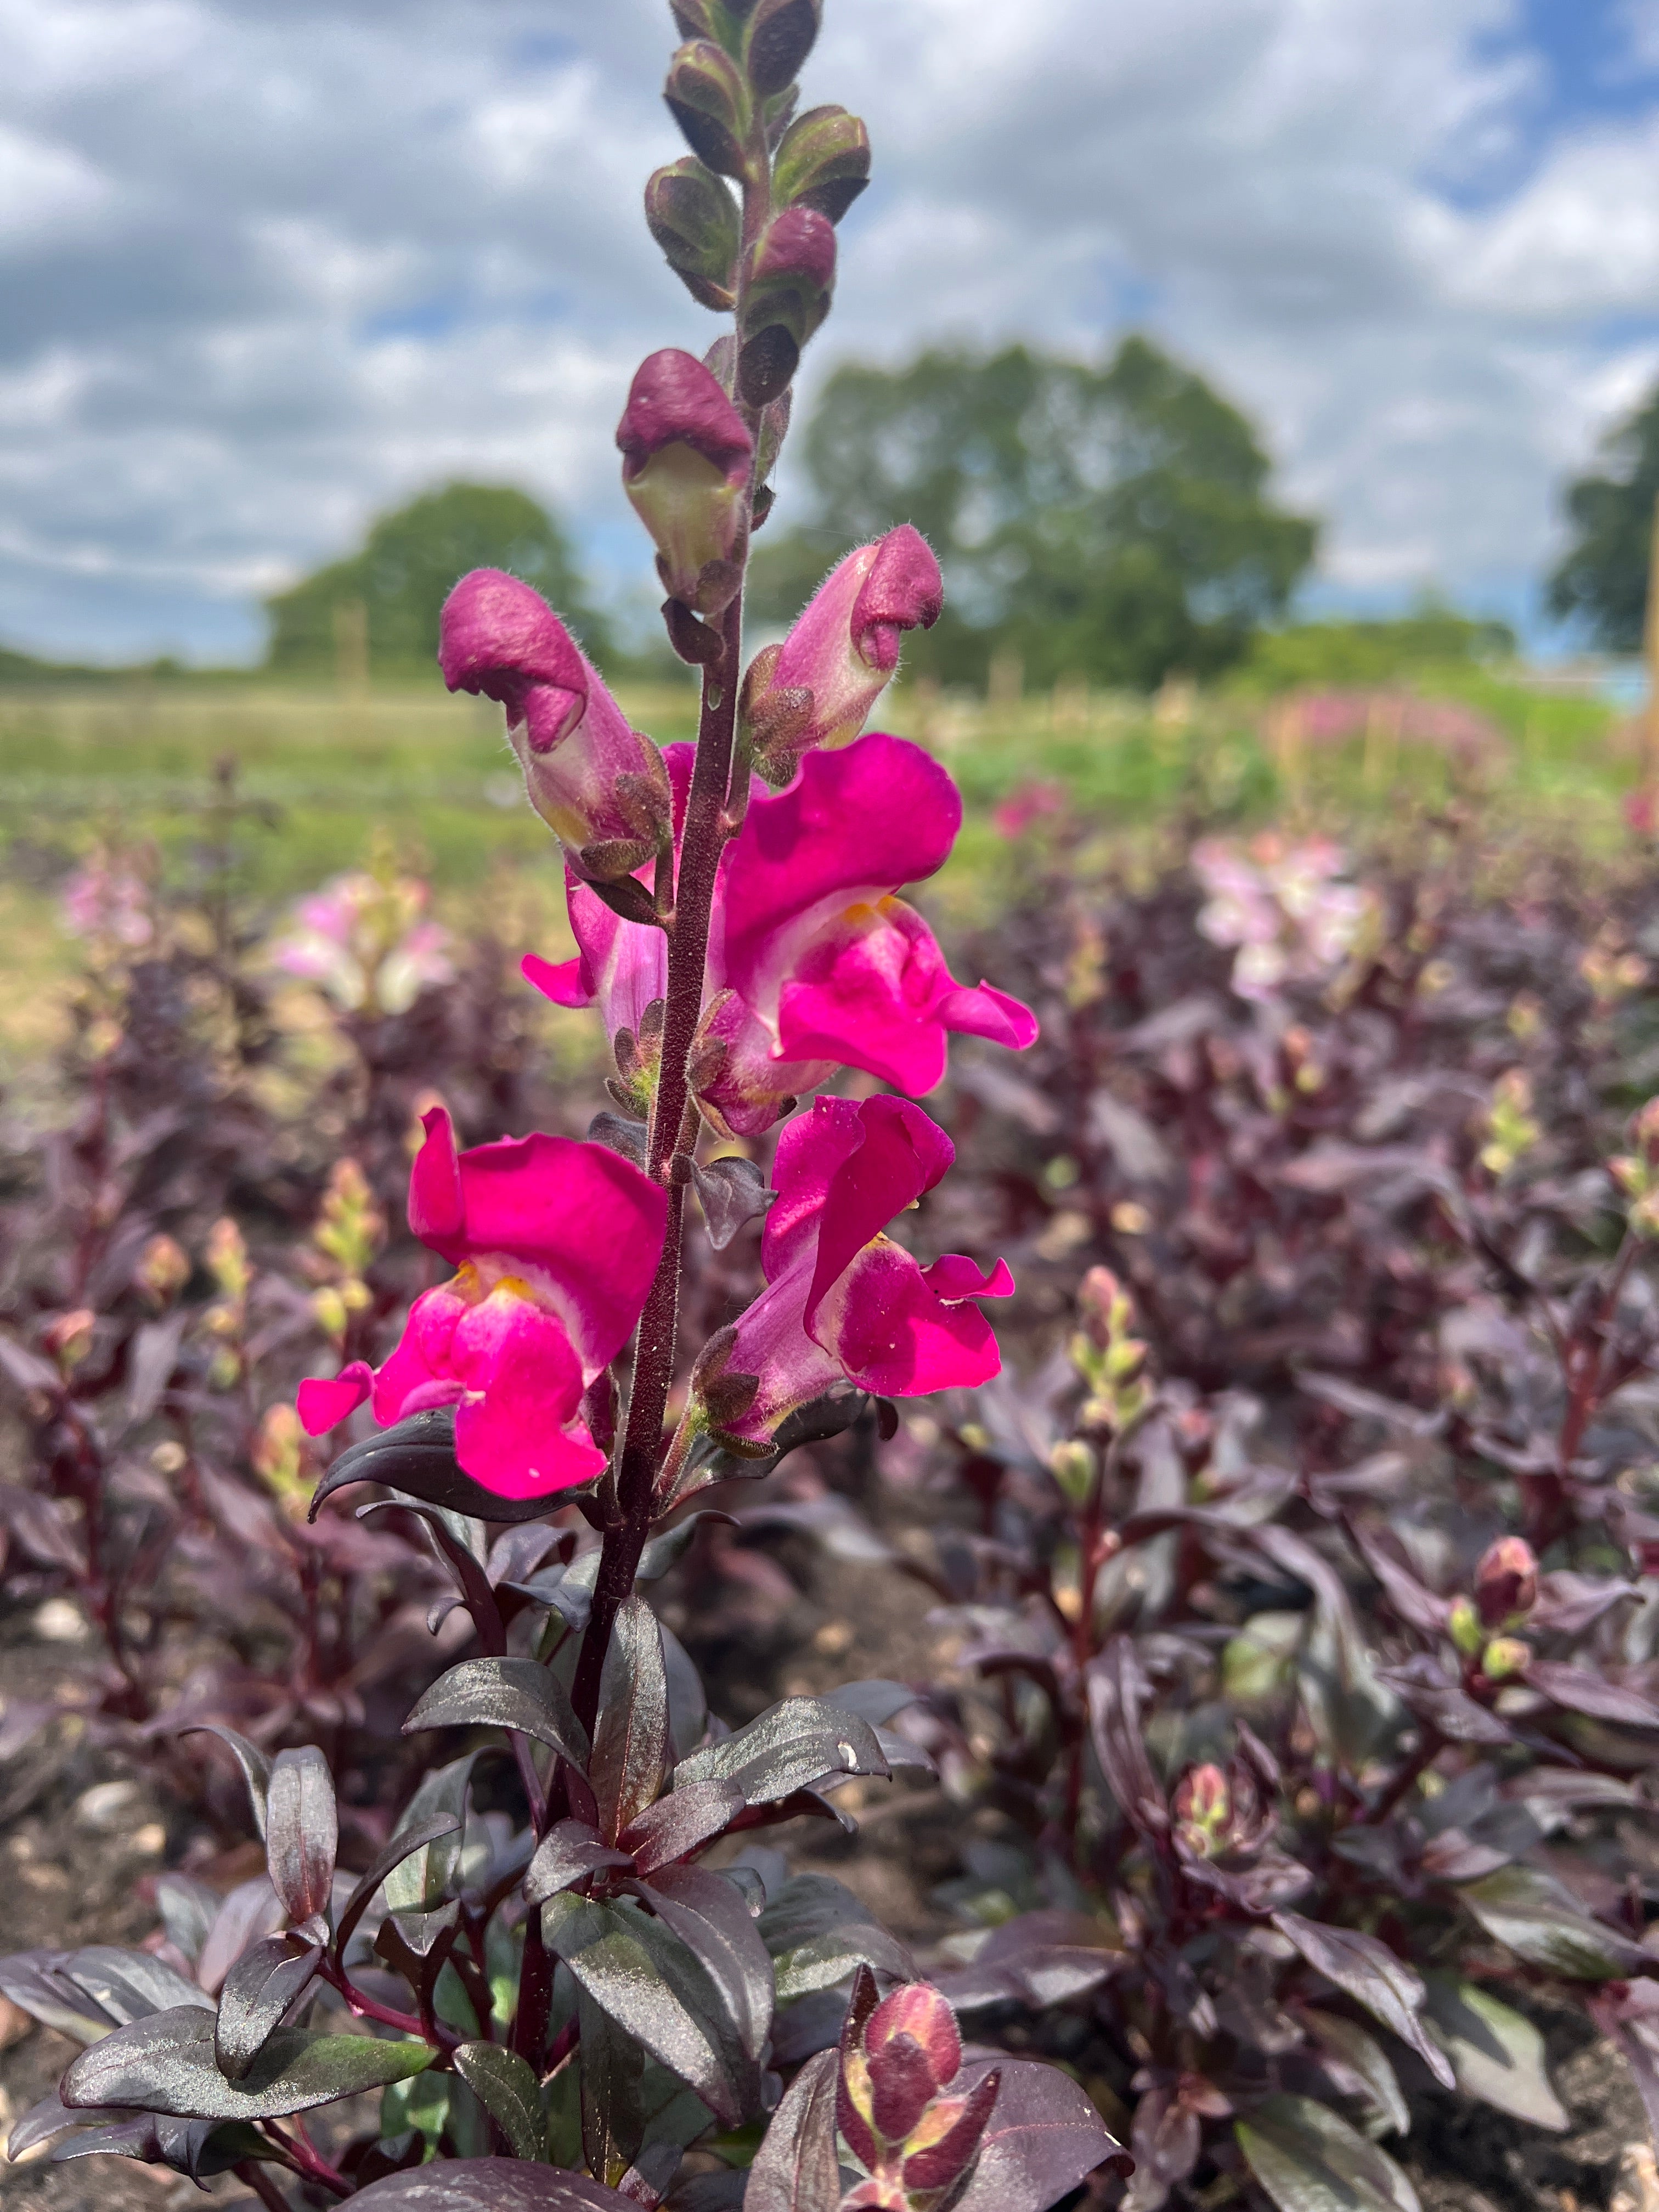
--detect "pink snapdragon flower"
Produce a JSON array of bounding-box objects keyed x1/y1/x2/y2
[
  {"x1": 711, "y1": 1094, "x2": 1013, "y2": 1443},
  {"x1": 439, "y1": 570, "x2": 670, "y2": 878},
  {"x1": 617, "y1": 348, "x2": 754, "y2": 617},
  {"x1": 297, "y1": 1108, "x2": 667, "y2": 1500},
  {"x1": 744, "y1": 527, "x2": 943, "y2": 782},
  {"x1": 524, "y1": 733, "x2": 1037, "y2": 1136},
  {"x1": 270, "y1": 870, "x2": 454, "y2": 1015},
  {"x1": 61, "y1": 855, "x2": 155, "y2": 950},
  {"x1": 1192, "y1": 832, "x2": 1369, "y2": 1003}
]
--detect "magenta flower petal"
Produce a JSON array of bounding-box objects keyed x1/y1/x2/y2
[
  {"x1": 449, "y1": 1290, "x2": 604, "y2": 1500},
  {"x1": 521, "y1": 950, "x2": 591, "y2": 1009},
  {"x1": 297, "y1": 1362, "x2": 374, "y2": 1436},
  {"x1": 922, "y1": 1254, "x2": 1016, "y2": 1301},
  {"x1": 721, "y1": 736, "x2": 960, "y2": 994},
  {"x1": 521, "y1": 877, "x2": 668, "y2": 1040},
  {"x1": 804, "y1": 1097, "x2": 954, "y2": 1333},
  {"x1": 935, "y1": 980, "x2": 1041, "y2": 1051},
  {"x1": 371, "y1": 1282, "x2": 464, "y2": 1425},
  {"x1": 408, "y1": 1107, "x2": 466, "y2": 1249},
  {"x1": 814, "y1": 1240, "x2": 1003, "y2": 1396},
  {"x1": 439, "y1": 568, "x2": 587, "y2": 735},
  {"x1": 762, "y1": 1094, "x2": 871, "y2": 1276}
]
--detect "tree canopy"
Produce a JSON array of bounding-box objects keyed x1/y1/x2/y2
[
  {"x1": 264, "y1": 481, "x2": 603, "y2": 677},
  {"x1": 1548, "y1": 383, "x2": 1659, "y2": 653},
  {"x1": 748, "y1": 335, "x2": 1318, "y2": 690}
]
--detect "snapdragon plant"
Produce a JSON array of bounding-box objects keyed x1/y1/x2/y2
[{"x1": 0, "y1": 9, "x2": 1121, "y2": 2209}]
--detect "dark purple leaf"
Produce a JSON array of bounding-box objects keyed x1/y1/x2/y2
[
  {"x1": 1420, "y1": 1974, "x2": 1566, "y2": 2130},
  {"x1": 61, "y1": 2006, "x2": 433, "y2": 2120},
  {"x1": 452, "y1": 2044, "x2": 544, "y2": 2160},
  {"x1": 184, "y1": 1724, "x2": 272, "y2": 1837},
  {"x1": 622, "y1": 1778, "x2": 744, "y2": 1875},
  {"x1": 592, "y1": 1596, "x2": 669, "y2": 1844},
  {"x1": 633, "y1": 1863, "x2": 774, "y2": 2062},
  {"x1": 1459, "y1": 1865, "x2": 1646, "y2": 1978},
  {"x1": 1273, "y1": 1912, "x2": 1453, "y2": 2089},
  {"x1": 1375, "y1": 1655, "x2": 1513, "y2": 1745},
  {"x1": 1122, "y1": 2083, "x2": 1200, "y2": 2212},
  {"x1": 347, "y1": 2155, "x2": 644, "y2": 2209},
  {"x1": 360, "y1": 1497, "x2": 504, "y2": 1652},
  {"x1": 523, "y1": 1820, "x2": 633, "y2": 1906},
  {"x1": 0, "y1": 1333, "x2": 59, "y2": 1393},
  {"x1": 265, "y1": 1745, "x2": 337, "y2": 1923},
  {"x1": 541, "y1": 1892, "x2": 755, "y2": 2126},
  {"x1": 404, "y1": 1656, "x2": 589, "y2": 1768},
  {"x1": 383, "y1": 1756, "x2": 478, "y2": 1918},
  {"x1": 196, "y1": 1877, "x2": 285, "y2": 1998},
  {"x1": 757, "y1": 1872, "x2": 916, "y2": 1999},
  {"x1": 1525, "y1": 1660, "x2": 1659, "y2": 1729},
  {"x1": 0, "y1": 1485, "x2": 86, "y2": 1572},
  {"x1": 1347, "y1": 1522, "x2": 1449, "y2": 1637},
  {"x1": 67, "y1": 1947, "x2": 211, "y2": 2027},
  {"x1": 673, "y1": 1695, "x2": 887, "y2": 1805},
  {"x1": 309, "y1": 1408, "x2": 561, "y2": 1526},
  {"x1": 333, "y1": 1811, "x2": 464, "y2": 1956},
  {"x1": 742, "y1": 2046, "x2": 839, "y2": 2212},
  {"x1": 1085, "y1": 1639, "x2": 1165, "y2": 1835},
  {"x1": 635, "y1": 1510, "x2": 738, "y2": 1584},
  {"x1": 126, "y1": 1314, "x2": 187, "y2": 1425},
  {"x1": 155, "y1": 1875, "x2": 220, "y2": 1969},
  {"x1": 1531, "y1": 1572, "x2": 1640, "y2": 1634},
  {"x1": 213, "y1": 1935, "x2": 321, "y2": 2080},
  {"x1": 950, "y1": 2055, "x2": 1130, "y2": 2210},
  {"x1": 933, "y1": 1911, "x2": 1119, "y2": 2012},
  {"x1": 7, "y1": 2091, "x2": 85, "y2": 2160},
  {"x1": 1299, "y1": 2010, "x2": 1409, "y2": 2138}
]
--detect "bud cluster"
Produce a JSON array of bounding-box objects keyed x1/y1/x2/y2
[
  {"x1": 1478, "y1": 1066, "x2": 1540, "y2": 1178},
  {"x1": 1169, "y1": 1740, "x2": 1277, "y2": 1867},
  {"x1": 836, "y1": 1968, "x2": 998, "y2": 2210},
  {"x1": 1448, "y1": 1535, "x2": 1538, "y2": 1688},
  {"x1": 1070, "y1": 1265, "x2": 1152, "y2": 1431},
  {"x1": 306, "y1": 1158, "x2": 383, "y2": 1346},
  {"x1": 1613, "y1": 1097, "x2": 1659, "y2": 1237}
]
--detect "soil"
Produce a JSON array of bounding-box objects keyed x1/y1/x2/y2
[{"x1": 1, "y1": 1523, "x2": 1655, "y2": 2212}]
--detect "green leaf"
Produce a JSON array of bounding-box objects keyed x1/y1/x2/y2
[
  {"x1": 1237, "y1": 2095, "x2": 1421, "y2": 2212},
  {"x1": 453, "y1": 2042, "x2": 545, "y2": 2160},
  {"x1": 1458, "y1": 1866, "x2": 1644, "y2": 1980},
  {"x1": 1420, "y1": 1975, "x2": 1568, "y2": 2130},
  {"x1": 62, "y1": 2006, "x2": 433, "y2": 2121},
  {"x1": 334, "y1": 1810, "x2": 464, "y2": 1956}
]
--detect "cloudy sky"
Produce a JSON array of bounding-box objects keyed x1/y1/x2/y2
[{"x1": 5, "y1": 0, "x2": 1659, "y2": 663}]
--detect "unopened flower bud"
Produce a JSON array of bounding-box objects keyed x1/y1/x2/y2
[
  {"x1": 1447, "y1": 1595, "x2": 1483, "y2": 1656},
  {"x1": 1479, "y1": 1068, "x2": 1539, "y2": 1178},
  {"x1": 744, "y1": 526, "x2": 943, "y2": 781},
  {"x1": 252, "y1": 1402, "x2": 313, "y2": 1517},
  {"x1": 1474, "y1": 1535, "x2": 1537, "y2": 1628},
  {"x1": 743, "y1": 0, "x2": 821, "y2": 95},
  {"x1": 1069, "y1": 1266, "x2": 1151, "y2": 1430},
  {"x1": 737, "y1": 206, "x2": 836, "y2": 405},
  {"x1": 440, "y1": 571, "x2": 672, "y2": 881},
  {"x1": 644, "y1": 156, "x2": 741, "y2": 311},
  {"x1": 136, "y1": 1233, "x2": 190, "y2": 1309},
  {"x1": 772, "y1": 103, "x2": 871, "y2": 223},
  {"x1": 1172, "y1": 1762, "x2": 1232, "y2": 1857},
  {"x1": 205, "y1": 1218, "x2": 251, "y2": 1304},
  {"x1": 1481, "y1": 1635, "x2": 1530, "y2": 1683},
  {"x1": 43, "y1": 1308, "x2": 95, "y2": 1373},
  {"x1": 618, "y1": 349, "x2": 754, "y2": 618},
  {"x1": 1050, "y1": 1438, "x2": 1096, "y2": 1507},
  {"x1": 664, "y1": 40, "x2": 754, "y2": 181}
]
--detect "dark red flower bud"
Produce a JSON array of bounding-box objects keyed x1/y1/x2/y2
[
  {"x1": 743, "y1": 0, "x2": 821, "y2": 95},
  {"x1": 1474, "y1": 1535, "x2": 1538, "y2": 1628},
  {"x1": 866, "y1": 1982, "x2": 961, "y2": 2098},
  {"x1": 664, "y1": 40, "x2": 754, "y2": 180},
  {"x1": 644, "y1": 157, "x2": 741, "y2": 312},
  {"x1": 868, "y1": 2032, "x2": 936, "y2": 2145},
  {"x1": 900, "y1": 2068, "x2": 1000, "y2": 2193},
  {"x1": 773, "y1": 104, "x2": 871, "y2": 223},
  {"x1": 737, "y1": 206, "x2": 836, "y2": 405}
]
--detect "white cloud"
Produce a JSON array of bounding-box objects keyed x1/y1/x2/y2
[{"x1": 2, "y1": 0, "x2": 1657, "y2": 658}]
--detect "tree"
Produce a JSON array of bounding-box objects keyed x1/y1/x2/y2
[
  {"x1": 748, "y1": 336, "x2": 1317, "y2": 690},
  {"x1": 1548, "y1": 383, "x2": 1659, "y2": 652},
  {"x1": 264, "y1": 481, "x2": 604, "y2": 678}
]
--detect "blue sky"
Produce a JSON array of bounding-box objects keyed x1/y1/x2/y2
[{"x1": 4, "y1": 0, "x2": 1659, "y2": 664}]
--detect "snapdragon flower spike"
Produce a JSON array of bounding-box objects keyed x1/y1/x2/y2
[
  {"x1": 618, "y1": 348, "x2": 754, "y2": 618},
  {"x1": 702, "y1": 733, "x2": 1037, "y2": 1132},
  {"x1": 712, "y1": 1095, "x2": 1012, "y2": 1443},
  {"x1": 439, "y1": 569, "x2": 670, "y2": 882},
  {"x1": 523, "y1": 733, "x2": 1037, "y2": 1136},
  {"x1": 837, "y1": 1970, "x2": 1000, "y2": 2209},
  {"x1": 297, "y1": 1108, "x2": 667, "y2": 1500},
  {"x1": 744, "y1": 526, "x2": 944, "y2": 782}
]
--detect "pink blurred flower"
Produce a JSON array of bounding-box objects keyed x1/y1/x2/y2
[
  {"x1": 524, "y1": 733, "x2": 1037, "y2": 1135},
  {"x1": 991, "y1": 781, "x2": 1066, "y2": 840},
  {"x1": 712, "y1": 1094, "x2": 1013, "y2": 1444},
  {"x1": 1191, "y1": 833, "x2": 1368, "y2": 1003},
  {"x1": 439, "y1": 569, "x2": 670, "y2": 879},
  {"x1": 269, "y1": 870, "x2": 454, "y2": 1015},
  {"x1": 298, "y1": 1107, "x2": 667, "y2": 1500},
  {"x1": 61, "y1": 854, "x2": 154, "y2": 949}
]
